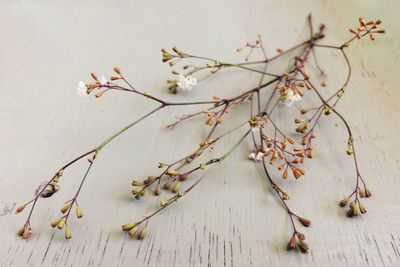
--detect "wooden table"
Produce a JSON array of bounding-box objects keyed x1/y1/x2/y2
[{"x1": 1, "y1": 1, "x2": 399, "y2": 266}]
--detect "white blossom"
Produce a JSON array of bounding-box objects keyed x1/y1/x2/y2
[
  {"x1": 248, "y1": 152, "x2": 256, "y2": 160},
  {"x1": 100, "y1": 76, "x2": 107, "y2": 86},
  {"x1": 255, "y1": 152, "x2": 264, "y2": 161},
  {"x1": 177, "y1": 74, "x2": 197, "y2": 91},
  {"x1": 76, "y1": 81, "x2": 88, "y2": 97},
  {"x1": 248, "y1": 151, "x2": 264, "y2": 162},
  {"x1": 284, "y1": 89, "x2": 302, "y2": 107}
]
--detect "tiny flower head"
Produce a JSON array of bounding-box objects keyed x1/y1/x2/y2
[
  {"x1": 76, "y1": 81, "x2": 88, "y2": 97},
  {"x1": 248, "y1": 152, "x2": 256, "y2": 160},
  {"x1": 255, "y1": 152, "x2": 264, "y2": 161},
  {"x1": 99, "y1": 76, "x2": 107, "y2": 86},
  {"x1": 177, "y1": 74, "x2": 197, "y2": 91},
  {"x1": 17, "y1": 223, "x2": 32, "y2": 239},
  {"x1": 283, "y1": 89, "x2": 302, "y2": 107}
]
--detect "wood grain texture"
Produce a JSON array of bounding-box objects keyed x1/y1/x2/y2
[{"x1": 0, "y1": 0, "x2": 399, "y2": 266}]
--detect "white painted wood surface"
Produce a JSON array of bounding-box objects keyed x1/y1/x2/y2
[{"x1": 1, "y1": 1, "x2": 399, "y2": 266}]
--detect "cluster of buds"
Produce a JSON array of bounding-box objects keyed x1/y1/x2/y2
[
  {"x1": 49, "y1": 202, "x2": 83, "y2": 239},
  {"x1": 235, "y1": 35, "x2": 262, "y2": 61},
  {"x1": 249, "y1": 116, "x2": 267, "y2": 132},
  {"x1": 348, "y1": 18, "x2": 385, "y2": 42},
  {"x1": 287, "y1": 232, "x2": 310, "y2": 253},
  {"x1": 161, "y1": 179, "x2": 181, "y2": 194},
  {"x1": 122, "y1": 223, "x2": 146, "y2": 239},
  {"x1": 278, "y1": 81, "x2": 304, "y2": 107},
  {"x1": 17, "y1": 222, "x2": 32, "y2": 239},
  {"x1": 76, "y1": 67, "x2": 122, "y2": 98},
  {"x1": 131, "y1": 166, "x2": 187, "y2": 200},
  {"x1": 339, "y1": 185, "x2": 371, "y2": 217},
  {"x1": 186, "y1": 138, "x2": 216, "y2": 163},
  {"x1": 161, "y1": 47, "x2": 185, "y2": 64}
]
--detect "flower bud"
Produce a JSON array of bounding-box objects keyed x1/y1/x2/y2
[{"x1": 65, "y1": 226, "x2": 72, "y2": 239}]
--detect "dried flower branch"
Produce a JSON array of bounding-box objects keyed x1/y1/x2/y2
[{"x1": 16, "y1": 15, "x2": 384, "y2": 254}]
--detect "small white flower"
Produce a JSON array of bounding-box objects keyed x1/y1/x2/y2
[
  {"x1": 248, "y1": 152, "x2": 256, "y2": 160},
  {"x1": 177, "y1": 74, "x2": 197, "y2": 91},
  {"x1": 284, "y1": 89, "x2": 302, "y2": 107},
  {"x1": 99, "y1": 76, "x2": 108, "y2": 86},
  {"x1": 76, "y1": 81, "x2": 88, "y2": 97},
  {"x1": 248, "y1": 151, "x2": 264, "y2": 162},
  {"x1": 255, "y1": 152, "x2": 264, "y2": 161}
]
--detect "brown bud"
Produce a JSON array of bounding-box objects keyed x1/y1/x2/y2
[
  {"x1": 282, "y1": 169, "x2": 288, "y2": 179},
  {"x1": 339, "y1": 197, "x2": 349, "y2": 207},
  {"x1": 15, "y1": 204, "x2": 27, "y2": 214},
  {"x1": 298, "y1": 217, "x2": 311, "y2": 227},
  {"x1": 137, "y1": 227, "x2": 146, "y2": 239},
  {"x1": 364, "y1": 187, "x2": 372, "y2": 197},
  {"x1": 57, "y1": 217, "x2": 66, "y2": 229},
  {"x1": 51, "y1": 217, "x2": 62, "y2": 228},
  {"x1": 349, "y1": 28, "x2": 358, "y2": 34},
  {"x1": 76, "y1": 206, "x2": 83, "y2": 219},
  {"x1": 131, "y1": 180, "x2": 143, "y2": 186},
  {"x1": 122, "y1": 223, "x2": 137, "y2": 232},
  {"x1": 91, "y1": 72, "x2": 98, "y2": 81},
  {"x1": 163, "y1": 182, "x2": 172, "y2": 190},
  {"x1": 60, "y1": 203, "x2": 72, "y2": 214},
  {"x1": 65, "y1": 226, "x2": 72, "y2": 240},
  {"x1": 287, "y1": 234, "x2": 296, "y2": 250},
  {"x1": 113, "y1": 67, "x2": 122, "y2": 75},
  {"x1": 299, "y1": 240, "x2": 309, "y2": 253},
  {"x1": 128, "y1": 226, "x2": 138, "y2": 237},
  {"x1": 292, "y1": 168, "x2": 305, "y2": 179},
  {"x1": 359, "y1": 203, "x2": 367, "y2": 214},
  {"x1": 172, "y1": 182, "x2": 180, "y2": 193},
  {"x1": 154, "y1": 185, "x2": 161, "y2": 196}
]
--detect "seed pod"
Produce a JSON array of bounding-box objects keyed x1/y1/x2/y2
[
  {"x1": 15, "y1": 204, "x2": 27, "y2": 214},
  {"x1": 292, "y1": 168, "x2": 305, "y2": 179},
  {"x1": 339, "y1": 197, "x2": 349, "y2": 207},
  {"x1": 298, "y1": 217, "x2": 311, "y2": 227},
  {"x1": 299, "y1": 241, "x2": 309, "y2": 253},
  {"x1": 282, "y1": 169, "x2": 288, "y2": 179},
  {"x1": 287, "y1": 235, "x2": 296, "y2": 250},
  {"x1": 17, "y1": 226, "x2": 25, "y2": 237},
  {"x1": 160, "y1": 200, "x2": 168, "y2": 207},
  {"x1": 154, "y1": 185, "x2": 161, "y2": 196},
  {"x1": 51, "y1": 218, "x2": 62, "y2": 228},
  {"x1": 163, "y1": 182, "x2": 172, "y2": 190},
  {"x1": 76, "y1": 206, "x2": 83, "y2": 219},
  {"x1": 60, "y1": 203, "x2": 72, "y2": 214},
  {"x1": 57, "y1": 217, "x2": 66, "y2": 229},
  {"x1": 122, "y1": 223, "x2": 137, "y2": 232},
  {"x1": 297, "y1": 232, "x2": 306, "y2": 241},
  {"x1": 128, "y1": 226, "x2": 138, "y2": 237},
  {"x1": 165, "y1": 169, "x2": 178, "y2": 176},
  {"x1": 365, "y1": 188, "x2": 372, "y2": 197},
  {"x1": 347, "y1": 208, "x2": 354, "y2": 217},
  {"x1": 22, "y1": 225, "x2": 32, "y2": 239},
  {"x1": 113, "y1": 67, "x2": 121, "y2": 75},
  {"x1": 91, "y1": 72, "x2": 98, "y2": 81},
  {"x1": 131, "y1": 180, "x2": 143, "y2": 186},
  {"x1": 359, "y1": 204, "x2": 367, "y2": 214},
  {"x1": 172, "y1": 182, "x2": 180, "y2": 193},
  {"x1": 65, "y1": 226, "x2": 72, "y2": 239},
  {"x1": 137, "y1": 228, "x2": 146, "y2": 239}
]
